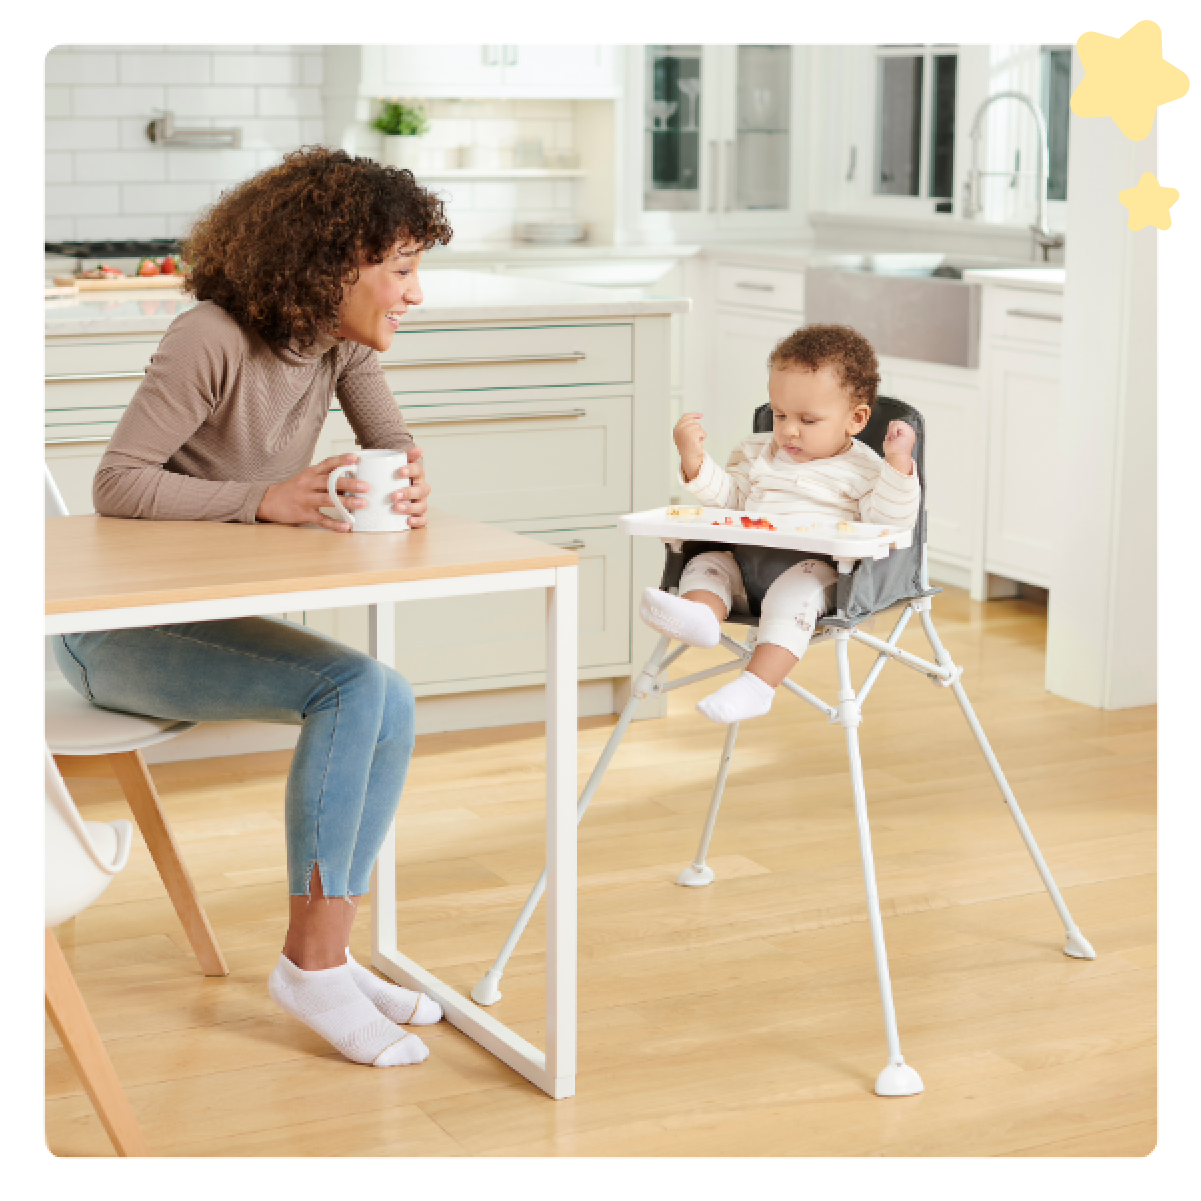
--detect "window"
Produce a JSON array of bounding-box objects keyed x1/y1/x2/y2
[
  {"x1": 1041, "y1": 46, "x2": 1071, "y2": 200},
  {"x1": 873, "y1": 46, "x2": 958, "y2": 204}
]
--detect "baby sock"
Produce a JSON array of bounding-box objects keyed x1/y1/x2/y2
[
  {"x1": 346, "y1": 948, "x2": 443, "y2": 1026},
  {"x1": 640, "y1": 587, "x2": 721, "y2": 648},
  {"x1": 268, "y1": 953, "x2": 429, "y2": 1067},
  {"x1": 696, "y1": 671, "x2": 776, "y2": 724}
]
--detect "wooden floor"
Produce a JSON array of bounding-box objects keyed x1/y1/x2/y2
[{"x1": 46, "y1": 587, "x2": 1156, "y2": 1157}]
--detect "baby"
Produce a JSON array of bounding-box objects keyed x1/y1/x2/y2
[{"x1": 641, "y1": 323, "x2": 921, "y2": 724}]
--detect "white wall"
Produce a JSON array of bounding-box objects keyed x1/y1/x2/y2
[
  {"x1": 45, "y1": 45, "x2": 324, "y2": 241},
  {"x1": 1044, "y1": 60, "x2": 1156, "y2": 710}
]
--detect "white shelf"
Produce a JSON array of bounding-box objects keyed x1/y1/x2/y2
[{"x1": 420, "y1": 169, "x2": 585, "y2": 180}]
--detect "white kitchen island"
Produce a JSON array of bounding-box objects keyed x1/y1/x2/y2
[{"x1": 45, "y1": 270, "x2": 689, "y2": 751}]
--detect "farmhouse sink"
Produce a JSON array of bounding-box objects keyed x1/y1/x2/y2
[{"x1": 803, "y1": 254, "x2": 1043, "y2": 368}]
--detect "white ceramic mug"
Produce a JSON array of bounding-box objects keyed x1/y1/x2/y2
[{"x1": 325, "y1": 450, "x2": 410, "y2": 533}]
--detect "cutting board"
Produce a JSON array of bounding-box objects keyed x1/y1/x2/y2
[{"x1": 52, "y1": 274, "x2": 186, "y2": 291}]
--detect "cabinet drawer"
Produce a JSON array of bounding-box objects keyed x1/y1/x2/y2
[
  {"x1": 45, "y1": 408, "x2": 124, "y2": 442},
  {"x1": 324, "y1": 394, "x2": 632, "y2": 522},
  {"x1": 987, "y1": 289, "x2": 1063, "y2": 346},
  {"x1": 716, "y1": 263, "x2": 805, "y2": 314},
  {"x1": 45, "y1": 338, "x2": 160, "y2": 378},
  {"x1": 302, "y1": 521, "x2": 630, "y2": 690},
  {"x1": 380, "y1": 322, "x2": 632, "y2": 394}
]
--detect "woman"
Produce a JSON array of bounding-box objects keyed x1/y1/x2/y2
[{"x1": 53, "y1": 148, "x2": 454, "y2": 1068}]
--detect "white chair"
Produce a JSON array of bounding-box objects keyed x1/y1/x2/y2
[
  {"x1": 45, "y1": 466, "x2": 227, "y2": 976},
  {"x1": 470, "y1": 398, "x2": 1095, "y2": 1097},
  {"x1": 45, "y1": 745, "x2": 150, "y2": 1157}
]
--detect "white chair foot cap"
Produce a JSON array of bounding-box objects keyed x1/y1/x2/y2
[
  {"x1": 471, "y1": 968, "x2": 503, "y2": 1006},
  {"x1": 874, "y1": 1062, "x2": 924, "y2": 1097},
  {"x1": 675, "y1": 863, "x2": 715, "y2": 887},
  {"x1": 1063, "y1": 930, "x2": 1096, "y2": 959}
]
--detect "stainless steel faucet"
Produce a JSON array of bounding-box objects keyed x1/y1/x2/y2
[{"x1": 962, "y1": 91, "x2": 1064, "y2": 262}]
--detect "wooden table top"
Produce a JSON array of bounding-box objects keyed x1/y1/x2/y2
[{"x1": 46, "y1": 509, "x2": 576, "y2": 616}]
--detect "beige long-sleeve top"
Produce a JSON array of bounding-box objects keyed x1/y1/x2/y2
[
  {"x1": 93, "y1": 300, "x2": 413, "y2": 523},
  {"x1": 681, "y1": 431, "x2": 921, "y2": 528}
]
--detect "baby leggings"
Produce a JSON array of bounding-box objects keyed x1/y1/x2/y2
[{"x1": 678, "y1": 550, "x2": 839, "y2": 657}]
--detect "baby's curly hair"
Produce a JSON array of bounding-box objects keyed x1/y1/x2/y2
[
  {"x1": 182, "y1": 147, "x2": 453, "y2": 349},
  {"x1": 768, "y1": 323, "x2": 880, "y2": 407}
]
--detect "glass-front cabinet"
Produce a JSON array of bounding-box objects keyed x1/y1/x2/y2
[{"x1": 633, "y1": 44, "x2": 803, "y2": 236}]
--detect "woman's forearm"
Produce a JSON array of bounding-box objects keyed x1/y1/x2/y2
[{"x1": 93, "y1": 458, "x2": 269, "y2": 523}]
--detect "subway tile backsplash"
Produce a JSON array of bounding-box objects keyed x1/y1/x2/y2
[
  {"x1": 45, "y1": 45, "x2": 324, "y2": 241},
  {"x1": 46, "y1": 50, "x2": 580, "y2": 245}
]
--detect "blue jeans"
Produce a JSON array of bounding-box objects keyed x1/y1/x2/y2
[{"x1": 54, "y1": 617, "x2": 416, "y2": 898}]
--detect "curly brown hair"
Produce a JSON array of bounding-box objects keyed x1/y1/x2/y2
[
  {"x1": 181, "y1": 147, "x2": 453, "y2": 349},
  {"x1": 768, "y1": 323, "x2": 880, "y2": 407}
]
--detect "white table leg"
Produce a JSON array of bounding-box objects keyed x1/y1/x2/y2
[
  {"x1": 545, "y1": 564, "x2": 578, "y2": 1098},
  {"x1": 365, "y1": 581, "x2": 578, "y2": 1099}
]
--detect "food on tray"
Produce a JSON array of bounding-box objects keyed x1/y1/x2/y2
[
  {"x1": 835, "y1": 521, "x2": 856, "y2": 533},
  {"x1": 75, "y1": 263, "x2": 123, "y2": 280},
  {"x1": 711, "y1": 516, "x2": 735, "y2": 526},
  {"x1": 741, "y1": 515, "x2": 776, "y2": 531},
  {"x1": 666, "y1": 505, "x2": 703, "y2": 522}
]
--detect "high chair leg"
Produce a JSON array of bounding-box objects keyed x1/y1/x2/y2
[
  {"x1": 676, "y1": 721, "x2": 739, "y2": 887},
  {"x1": 834, "y1": 631, "x2": 924, "y2": 1097},
  {"x1": 471, "y1": 635, "x2": 675, "y2": 1006},
  {"x1": 916, "y1": 609, "x2": 1095, "y2": 960}
]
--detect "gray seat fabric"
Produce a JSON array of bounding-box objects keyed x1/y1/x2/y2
[{"x1": 660, "y1": 395, "x2": 939, "y2": 627}]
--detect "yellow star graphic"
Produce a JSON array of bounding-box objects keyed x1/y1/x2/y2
[
  {"x1": 1119, "y1": 173, "x2": 1179, "y2": 230},
  {"x1": 1071, "y1": 20, "x2": 1190, "y2": 140}
]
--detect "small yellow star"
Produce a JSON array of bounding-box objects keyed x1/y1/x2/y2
[
  {"x1": 1119, "y1": 173, "x2": 1179, "y2": 230},
  {"x1": 1071, "y1": 20, "x2": 1190, "y2": 140}
]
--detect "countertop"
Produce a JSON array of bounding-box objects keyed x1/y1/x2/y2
[
  {"x1": 45, "y1": 269, "x2": 692, "y2": 337},
  {"x1": 961, "y1": 268, "x2": 1065, "y2": 293}
]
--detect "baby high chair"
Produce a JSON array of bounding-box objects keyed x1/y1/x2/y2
[{"x1": 470, "y1": 397, "x2": 1095, "y2": 1097}]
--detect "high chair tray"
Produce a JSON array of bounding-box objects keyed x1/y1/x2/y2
[{"x1": 619, "y1": 507, "x2": 913, "y2": 561}]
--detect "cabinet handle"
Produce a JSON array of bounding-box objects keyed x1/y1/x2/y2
[
  {"x1": 381, "y1": 351, "x2": 585, "y2": 369},
  {"x1": 549, "y1": 539, "x2": 586, "y2": 550},
  {"x1": 708, "y1": 140, "x2": 719, "y2": 212},
  {"x1": 735, "y1": 282, "x2": 776, "y2": 292},
  {"x1": 724, "y1": 139, "x2": 734, "y2": 212},
  {"x1": 45, "y1": 371, "x2": 145, "y2": 384},
  {"x1": 1006, "y1": 308, "x2": 1062, "y2": 322},
  {"x1": 405, "y1": 408, "x2": 588, "y2": 426},
  {"x1": 44, "y1": 436, "x2": 111, "y2": 445}
]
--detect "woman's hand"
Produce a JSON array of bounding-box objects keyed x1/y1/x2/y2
[
  {"x1": 393, "y1": 443, "x2": 431, "y2": 529},
  {"x1": 674, "y1": 412, "x2": 708, "y2": 483},
  {"x1": 883, "y1": 420, "x2": 916, "y2": 476},
  {"x1": 256, "y1": 454, "x2": 366, "y2": 532}
]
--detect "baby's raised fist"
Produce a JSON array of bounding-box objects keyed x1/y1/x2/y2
[{"x1": 883, "y1": 420, "x2": 916, "y2": 473}]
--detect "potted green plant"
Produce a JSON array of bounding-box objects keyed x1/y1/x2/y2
[{"x1": 371, "y1": 101, "x2": 430, "y2": 170}]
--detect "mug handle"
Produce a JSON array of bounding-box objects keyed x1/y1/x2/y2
[{"x1": 326, "y1": 464, "x2": 357, "y2": 526}]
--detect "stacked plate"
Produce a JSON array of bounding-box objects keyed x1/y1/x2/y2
[{"x1": 514, "y1": 222, "x2": 588, "y2": 245}]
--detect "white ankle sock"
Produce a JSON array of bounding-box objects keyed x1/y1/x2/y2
[
  {"x1": 640, "y1": 588, "x2": 721, "y2": 647},
  {"x1": 696, "y1": 671, "x2": 776, "y2": 724},
  {"x1": 268, "y1": 954, "x2": 429, "y2": 1066},
  {"x1": 345, "y1": 949, "x2": 443, "y2": 1026}
]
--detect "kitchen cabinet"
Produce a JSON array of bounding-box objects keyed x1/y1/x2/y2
[
  {"x1": 684, "y1": 258, "x2": 803, "y2": 502},
  {"x1": 362, "y1": 45, "x2": 618, "y2": 100},
  {"x1": 980, "y1": 286, "x2": 1064, "y2": 591},
  {"x1": 624, "y1": 45, "x2": 809, "y2": 241}
]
